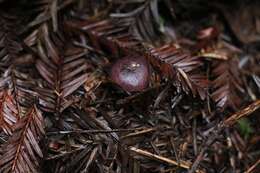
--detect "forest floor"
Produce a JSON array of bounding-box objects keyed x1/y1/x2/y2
[{"x1": 0, "y1": 0, "x2": 259, "y2": 173}]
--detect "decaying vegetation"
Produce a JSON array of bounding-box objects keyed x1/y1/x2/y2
[{"x1": 0, "y1": 0, "x2": 259, "y2": 172}]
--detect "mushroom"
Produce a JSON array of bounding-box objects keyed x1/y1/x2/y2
[{"x1": 110, "y1": 56, "x2": 149, "y2": 92}]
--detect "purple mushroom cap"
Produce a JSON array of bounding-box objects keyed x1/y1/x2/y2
[{"x1": 110, "y1": 56, "x2": 149, "y2": 92}]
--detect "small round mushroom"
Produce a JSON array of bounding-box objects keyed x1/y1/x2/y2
[{"x1": 110, "y1": 56, "x2": 149, "y2": 92}]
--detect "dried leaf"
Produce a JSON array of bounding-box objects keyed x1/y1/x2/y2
[
  {"x1": 0, "y1": 105, "x2": 45, "y2": 173},
  {"x1": 35, "y1": 24, "x2": 91, "y2": 112}
]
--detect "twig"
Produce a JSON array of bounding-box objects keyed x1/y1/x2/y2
[
  {"x1": 47, "y1": 128, "x2": 144, "y2": 135},
  {"x1": 223, "y1": 99, "x2": 260, "y2": 127},
  {"x1": 245, "y1": 158, "x2": 260, "y2": 173},
  {"x1": 129, "y1": 146, "x2": 205, "y2": 173},
  {"x1": 121, "y1": 127, "x2": 156, "y2": 139}
]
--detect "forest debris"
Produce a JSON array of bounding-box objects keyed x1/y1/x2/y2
[{"x1": 129, "y1": 146, "x2": 205, "y2": 173}]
